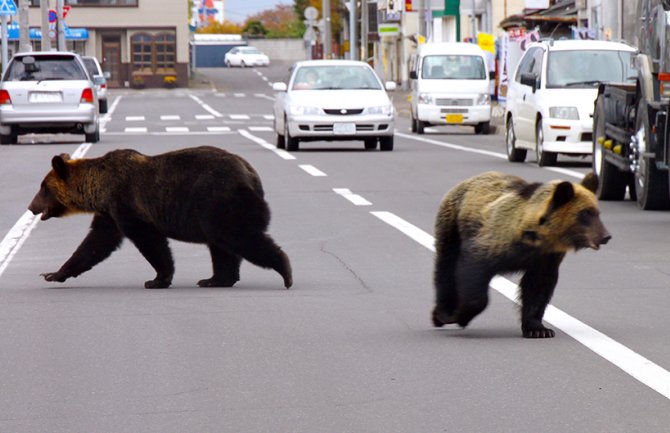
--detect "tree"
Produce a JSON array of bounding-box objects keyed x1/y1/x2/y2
[
  {"x1": 245, "y1": 4, "x2": 303, "y2": 38},
  {"x1": 243, "y1": 20, "x2": 268, "y2": 38},
  {"x1": 196, "y1": 20, "x2": 243, "y2": 34}
]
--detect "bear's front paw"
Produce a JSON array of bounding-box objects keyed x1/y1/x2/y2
[
  {"x1": 197, "y1": 277, "x2": 238, "y2": 288},
  {"x1": 144, "y1": 279, "x2": 171, "y2": 289},
  {"x1": 41, "y1": 272, "x2": 67, "y2": 283},
  {"x1": 522, "y1": 326, "x2": 555, "y2": 339},
  {"x1": 432, "y1": 308, "x2": 456, "y2": 327}
]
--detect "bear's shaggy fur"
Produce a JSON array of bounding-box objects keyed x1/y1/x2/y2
[
  {"x1": 28, "y1": 146, "x2": 292, "y2": 289},
  {"x1": 432, "y1": 171, "x2": 610, "y2": 338}
]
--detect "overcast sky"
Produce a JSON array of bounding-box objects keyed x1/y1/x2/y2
[{"x1": 225, "y1": 0, "x2": 290, "y2": 21}]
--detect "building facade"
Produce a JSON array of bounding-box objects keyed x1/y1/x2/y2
[{"x1": 14, "y1": 0, "x2": 189, "y2": 88}]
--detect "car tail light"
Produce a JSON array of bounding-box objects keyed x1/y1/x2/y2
[
  {"x1": 659, "y1": 73, "x2": 670, "y2": 99},
  {"x1": 80, "y1": 88, "x2": 94, "y2": 103},
  {"x1": 0, "y1": 89, "x2": 11, "y2": 105}
]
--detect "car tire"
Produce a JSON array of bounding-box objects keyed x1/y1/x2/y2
[
  {"x1": 410, "y1": 112, "x2": 417, "y2": 133},
  {"x1": 475, "y1": 121, "x2": 490, "y2": 135},
  {"x1": 416, "y1": 119, "x2": 425, "y2": 135},
  {"x1": 634, "y1": 99, "x2": 670, "y2": 210},
  {"x1": 99, "y1": 99, "x2": 108, "y2": 114},
  {"x1": 284, "y1": 116, "x2": 299, "y2": 151},
  {"x1": 275, "y1": 118, "x2": 286, "y2": 149},
  {"x1": 380, "y1": 135, "x2": 394, "y2": 151},
  {"x1": 225, "y1": 60, "x2": 231, "y2": 68},
  {"x1": 593, "y1": 95, "x2": 627, "y2": 200},
  {"x1": 364, "y1": 138, "x2": 378, "y2": 150},
  {"x1": 240, "y1": 60, "x2": 247, "y2": 68},
  {"x1": 506, "y1": 117, "x2": 526, "y2": 162},
  {"x1": 536, "y1": 118, "x2": 557, "y2": 167},
  {"x1": 85, "y1": 126, "x2": 100, "y2": 143},
  {"x1": 0, "y1": 133, "x2": 16, "y2": 145}
]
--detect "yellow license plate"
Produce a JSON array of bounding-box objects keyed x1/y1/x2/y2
[{"x1": 446, "y1": 114, "x2": 464, "y2": 124}]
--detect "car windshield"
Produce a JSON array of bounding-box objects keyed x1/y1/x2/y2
[
  {"x1": 82, "y1": 58, "x2": 100, "y2": 77},
  {"x1": 291, "y1": 65, "x2": 382, "y2": 90},
  {"x1": 241, "y1": 48, "x2": 262, "y2": 54},
  {"x1": 546, "y1": 49, "x2": 636, "y2": 88},
  {"x1": 421, "y1": 54, "x2": 486, "y2": 79},
  {"x1": 4, "y1": 55, "x2": 88, "y2": 82}
]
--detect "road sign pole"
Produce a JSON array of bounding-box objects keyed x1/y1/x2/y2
[
  {"x1": 1, "y1": 14, "x2": 8, "y2": 74},
  {"x1": 56, "y1": 0, "x2": 65, "y2": 50},
  {"x1": 18, "y1": 0, "x2": 29, "y2": 52},
  {"x1": 40, "y1": 0, "x2": 50, "y2": 51}
]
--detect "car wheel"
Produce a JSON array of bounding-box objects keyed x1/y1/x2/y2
[
  {"x1": 593, "y1": 95, "x2": 627, "y2": 200},
  {"x1": 410, "y1": 112, "x2": 417, "y2": 133},
  {"x1": 416, "y1": 119, "x2": 425, "y2": 135},
  {"x1": 634, "y1": 98, "x2": 670, "y2": 209},
  {"x1": 99, "y1": 99, "x2": 108, "y2": 114},
  {"x1": 284, "y1": 116, "x2": 299, "y2": 151},
  {"x1": 0, "y1": 133, "x2": 15, "y2": 145},
  {"x1": 225, "y1": 60, "x2": 231, "y2": 67},
  {"x1": 275, "y1": 117, "x2": 286, "y2": 149},
  {"x1": 240, "y1": 60, "x2": 247, "y2": 68},
  {"x1": 364, "y1": 138, "x2": 377, "y2": 150},
  {"x1": 85, "y1": 126, "x2": 100, "y2": 143},
  {"x1": 536, "y1": 118, "x2": 557, "y2": 167},
  {"x1": 506, "y1": 117, "x2": 526, "y2": 162},
  {"x1": 474, "y1": 121, "x2": 490, "y2": 135},
  {"x1": 380, "y1": 135, "x2": 394, "y2": 151}
]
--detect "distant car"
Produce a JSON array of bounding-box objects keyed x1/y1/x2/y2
[
  {"x1": 81, "y1": 55, "x2": 108, "y2": 113},
  {"x1": 224, "y1": 46, "x2": 270, "y2": 67},
  {"x1": 0, "y1": 51, "x2": 100, "y2": 144},
  {"x1": 505, "y1": 39, "x2": 637, "y2": 166},
  {"x1": 272, "y1": 59, "x2": 396, "y2": 151}
]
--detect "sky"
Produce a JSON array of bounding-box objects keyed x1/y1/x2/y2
[{"x1": 224, "y1": 0, "x2": 289, "y2": 21}]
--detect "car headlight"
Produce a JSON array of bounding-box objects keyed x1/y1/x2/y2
[
  {"x1": 366, "y1": 104, "x2": 393, "y2": 115},
  {"x1": 476, "y1": 93, "x2": 490, "y2": 105},
  {"x1": 418, "y1": 93, "x2": 434, "y2": 104},
  {"x1": 549, "y1": 106, "x2": 579, "y2": 120},
  {"x1": 289, "y1": 105, "x2": 321, "y2": 116}
]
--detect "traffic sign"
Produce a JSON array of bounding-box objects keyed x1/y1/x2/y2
[{"x1": 0, "y1": 0, "x2": 17, "y2": 16}]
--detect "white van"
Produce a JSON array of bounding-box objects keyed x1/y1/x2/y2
[{"x1": 409, "y1": 42, "x2": 492, "y2": 134}]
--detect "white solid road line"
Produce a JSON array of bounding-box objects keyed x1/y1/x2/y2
[
  {"x1": 0, "y1": 141, "x2": 93, "y2": 278},
  {"x1": 396, "y1": 132, "x2": 585, "y2": 180},
  {"x1": 333, "y1": 188, "x2": 372, "y2": 206},
  {"x1": 370, "y1": 210, "x2": 670, "y2": 401},
  {"x1": 188, "y1": 94, "x2": 224, "y2": 118},
  {"x1": 299, "y1": 164, "x2": 327, "y2": 177}
]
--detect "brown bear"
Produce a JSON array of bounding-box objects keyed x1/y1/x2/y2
[
  {"x1": 28, "y1": 146, "x2": 292, "y2": 289},
  {"x1": 432, "y1": 171, "x2": 610, "y2": 338}
]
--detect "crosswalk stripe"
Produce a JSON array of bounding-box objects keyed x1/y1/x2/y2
[
  {"x1": 161, "y1": 115, "x2": 181, "y2": 120},
  {"x1": 165, "y1": 126, "x2": 189, "y2": 132},
  {"x1": 230, "y1": 114, "x2": 250, "y2": 120},
  {"x1": 207, "y1": 126, "x2": 231, "y2": 132},
  {"x1": 126, "y1": 116, "x2": 145, "y2": 121},
  {"x1": 124, "y1": 127, "x2": 148, "y2": 133}
]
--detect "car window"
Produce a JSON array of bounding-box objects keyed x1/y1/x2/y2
[
  {"x1": 4, "y1": 55, "x2": 88, "y2": 81},
  {"x1": 514, "y1": 47, "x2": 539, "y2": 82},
  {"x1": 242, "y1": 48, "x2": 262, "y2": 54},
  {"x1": 82, "y1": 58, "x2": 100, "y2": 77},
  {"x1": 291, "y1": 65, "x2": 382, "y2": 90},
  {"x1": 421, "y1": 55, "x2": 486, "y2": 79},
  {"x1": 546, "y1": 49, "x2": 636, "y2": 88}
]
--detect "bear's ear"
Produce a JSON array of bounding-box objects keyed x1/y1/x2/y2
[
  {"x1": 549, "y1": 181, "x2": 575, "y2": 212},
  {"x1": 59, "y1": 153, "x2": 71, "y2": 162},
  {"x1": 51, "y1": 155, "x2": 70, "y2": 180},
  {"x1": 581, "y1": 172, "x2": 599, "y2": 193}
]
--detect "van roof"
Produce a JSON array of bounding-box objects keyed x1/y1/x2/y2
[
  {"x1": 418, "y1": 42, "x2": 486, "y2": 56},
  {"x1": 527, "y1": 39, "x2": 636, "y2": 53}
]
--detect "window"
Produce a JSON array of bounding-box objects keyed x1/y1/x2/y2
[
  {"x1": 154, "y1": 33, "x2": 176, "y2": 74},
  {"x1": 131, "y1": 32, "x2": 176, "y2": 74}
]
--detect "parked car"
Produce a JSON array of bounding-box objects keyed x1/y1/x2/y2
[
  {"x1": 81, "y1": 55, "x2": 108, "y2": 113},
  {"x1": 0, "y1": 51, "x2": 100, "y2": 144},
  {"x1": 505, "y1": 39, "x2": 636, "y2": 166},
  {"x1": 272, "y1": 59, "x2": 396, "y2": 151},
  {"x1": 224, "y1": 46, "x2": 270, "y2": 67},
  {"x1": 409, "y1": 42, "x2": 492, "y2": 134}
]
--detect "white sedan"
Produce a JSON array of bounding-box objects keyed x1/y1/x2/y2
[
  {"x1": 224, "y1": 46, "x2": 270, "y2": 67},
  {"x1": 272, "y1": 60, "x2": 396, "y2": 151}
]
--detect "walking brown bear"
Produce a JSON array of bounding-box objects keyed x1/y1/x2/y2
[
  {"x1": 432, "y1": 171, "x2": 610, "y2": 338},
  {"x1": 28, "y1": 146, "x2": 293, "y2": 289}
]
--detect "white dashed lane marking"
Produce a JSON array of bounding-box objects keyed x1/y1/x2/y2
[
  {"x1": 333, "y1": 188, "x2": 372, "y2": 206},
  {"x1": 299, "y1": 164, "x2": 327, "y2": 177}
]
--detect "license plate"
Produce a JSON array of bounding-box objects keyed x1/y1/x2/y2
[
  {"x1": 334, "y1": 123, "x2": 356, "y2": 135},
  {"x1": 29, "y1": 92, "x2": 62, "y2": 103},
  {"x1": 445, "y1": 114, "x2": 464, "y2": 124}
]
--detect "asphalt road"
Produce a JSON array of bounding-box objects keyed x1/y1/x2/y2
[{"x1": 0, "y1": 62, "x2": 669, "y2": 432}]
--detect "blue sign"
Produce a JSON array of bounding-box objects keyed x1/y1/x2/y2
[
  {"x1": 0, "y1": 0, "x2": 17, "y2": 16},
  {"x1": 7, "y1": 23, "x2": 89, "y2": 41}
]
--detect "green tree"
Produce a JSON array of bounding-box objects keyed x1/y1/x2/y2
[{"x1": 243, "y1": 20, "x2": 268, "y2": 38}]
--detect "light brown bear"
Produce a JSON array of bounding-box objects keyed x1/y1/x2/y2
[
  {"x1": 28, "y1": 146, "x2": 292, "y2": 289},
  {"x1": 432, "y1": 171, "x2": 610, "y2": 338}
]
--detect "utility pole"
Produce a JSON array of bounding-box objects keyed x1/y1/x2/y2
[
  {"x1": 40, "y1": 0, "x2": 50, "y2": 51},
  {"x1": 57, "y1": 0, "x2": 65, "y2": 51},
  {"x1": 322, "y1": 0, "x2": 331, "y2": 58},
  {"x1": 349, "y1": 0, "x2": 357, "y2": 60},
  {"x1": 418, "y1": 0, "x2": 426, "y2": 39},
  {"x1": 361, "y1": 0, "x2": 367, "y2": 61},
  {"x1": 18, "y1": 0, "x2": 30, "y2": 52}
]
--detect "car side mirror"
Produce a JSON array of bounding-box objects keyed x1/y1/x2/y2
[
  {"x1": 409, "y1": 70, "x2": 418, "y2": 80},
  {"x1": 103, "y1": 71, "x2": 111, "y2": 79},
  {"x1": 520, "y1": 73, "x2": 539, "y2": 92},
  {"x1": 272, "y1": 82, "x2": 287, "y2": 92},
  {"x1": 385, "y1": 81, "x2": 397, "y2": 91}
]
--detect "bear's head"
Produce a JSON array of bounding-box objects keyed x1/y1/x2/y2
[
  {"x1": 522, "y1": 173, "x2": 611, "y2": 253},
  {"x1": 28, "y1": 154, "x2": 83, "y2": 220}
]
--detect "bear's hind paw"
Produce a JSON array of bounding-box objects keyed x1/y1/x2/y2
[
  {"x1": 197, "y1": 277, "x2": 238, "y2": 288},
  {"x1": 522, "y1": 326, "x2": 555, "y2": 339},
  {"x1": 432, "y1": 308, "x2": 457, "y2": 327},
  {"x1": 144, "y1": 279, "x2": 171, "y2": 289}
]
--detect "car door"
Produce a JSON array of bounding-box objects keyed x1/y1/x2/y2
[
  {"x1": 515, "y1": 47, "x2": 545, "y2": 144},
  {"x1": 507, "y1": 48, "x2": 535, "y2": 147}
]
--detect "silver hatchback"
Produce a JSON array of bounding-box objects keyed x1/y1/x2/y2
[{"x1": 0, "y1": 51, "x2": 100, "y2": 144}]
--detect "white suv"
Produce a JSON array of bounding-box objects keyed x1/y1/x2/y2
[{"x1": 505, "y1": 39, "x2": 636, "y2": 166}]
